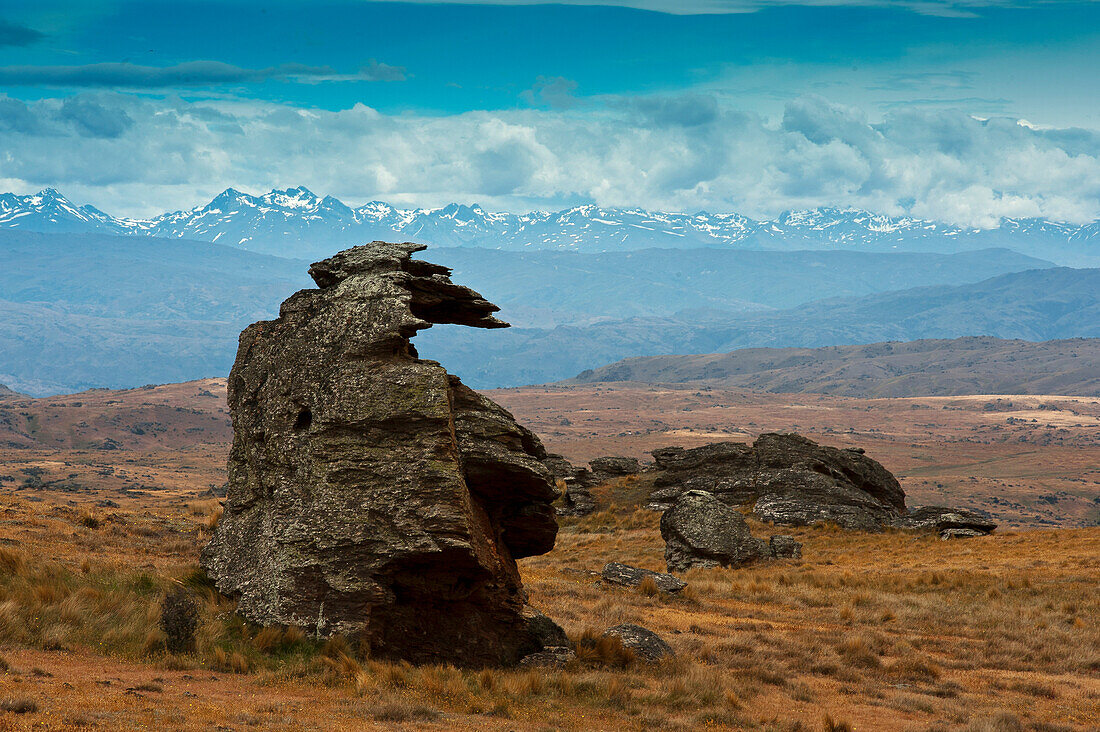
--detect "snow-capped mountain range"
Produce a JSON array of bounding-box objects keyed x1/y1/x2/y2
[{"x1": 2, "y1": 187, "x2": 1097, "y2": 263}]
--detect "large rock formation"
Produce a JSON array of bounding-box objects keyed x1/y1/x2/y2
[
  {"x1": 648, "y1": 433, "x2": 906, "y2": 531},
  {"x1": 201, "y1": 242, "x2": 561, "y2": 667}
]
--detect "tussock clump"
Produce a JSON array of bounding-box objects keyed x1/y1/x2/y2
[
  {"x1": 370, "y1": 700, "x2": 439, "y2": 723},
  {"x1": 966, "y1": 711, "x2": 1025, "y2": 732},
  {"x1": 886, "y1": 655, "x2": 942, "y2": 681},
  {"x1": 212, "y1": 647, "x2": 250, "y2": 674},
  {"x1": 835, "y1": 633, "x2": 882, "y2": 669},
  {"x1": 1, "y1": 698, "x2": 37, "y2": 714},
  {"x1": 159, "y1": 588, "x2": 198, "y2": 654},
  {"x1": 822, "y1": 714, "x2": 854, "y2": 731},
  {"x1": 573, "y1": 628, "x2": 636, "y2": 669}
]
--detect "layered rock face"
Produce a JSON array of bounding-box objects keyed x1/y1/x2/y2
[
  {"x1": 648, "y1": 433, "x2": 906, "y2": 531},
  {"x1": 201, "y1": 242, "x2": 559, "y2": 667}
]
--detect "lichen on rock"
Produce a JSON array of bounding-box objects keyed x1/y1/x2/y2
[{"x1": 201, "y1": 242, "x2": 561, "y2": 667}]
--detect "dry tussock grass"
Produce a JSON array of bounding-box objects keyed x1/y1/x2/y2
[{"x1": 0, "y1": 486, "x2": 1096, "y2": 729}]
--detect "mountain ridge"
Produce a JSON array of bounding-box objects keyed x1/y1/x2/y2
[{"x1": 2, "y1": 187, "x2": 1097, "y2": 263}]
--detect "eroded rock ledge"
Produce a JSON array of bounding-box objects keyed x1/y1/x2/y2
[{"x1": 201, "y1": 242, "x2": 560, "y2": 667}]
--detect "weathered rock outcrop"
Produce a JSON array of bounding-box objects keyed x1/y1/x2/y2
[
  {"x1": 201, "y1": 242, "x2": 561, "y2": 667},
  {"x1": 895, "y1": 506, "x2": 996, "y2": 538},
  {"x1": 648, "y1": 433, "x2": 906, "y2": 531},
  {"x1": 660, "y1": 490, "x2": 800, "y2": 572}
]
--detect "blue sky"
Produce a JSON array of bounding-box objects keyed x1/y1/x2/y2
[{"x1": 0, "y1": 0, "x2": 1097, "y2": 224}]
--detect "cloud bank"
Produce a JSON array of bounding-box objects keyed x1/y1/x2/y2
[
  {"x1": 0, "y1": 92, "x2": 1096, "y2": 226},
  {"x1": 0, "y1": 60, "x2": 406, "y2": 88}
]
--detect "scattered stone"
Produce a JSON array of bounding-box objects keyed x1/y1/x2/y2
[
  {"x1": 602, "y1": 624, "x2": 674, "y2": 663},
  {"x1": 768, "y1": 535, "x2": 803, "y2": 559},
  {"x1": 601, "y1": 561, "x2": 687, "y2": 593},
  {"x1": 202, "y1": 242, "x2": 561, "y2": 667},
  {"x1": 96, "y1": 499, "x2": 119, "y2": 508},
  {"x1": 896, "y1": 506, "x2": 997, "y2": 538},
  {"x1": 660, "y1": 490, "x2": 772, "y2": 571},
  {"x1": 518, "y1": 646, "x2": 576, "y2": 669}
]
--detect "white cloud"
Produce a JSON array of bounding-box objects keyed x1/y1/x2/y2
[
  {"x1": 1, "y1": 92, "x2": 1097, "y2": 226},
  {"x1": 376, "y1": 0, "x2": 1063, "y2": 18}
]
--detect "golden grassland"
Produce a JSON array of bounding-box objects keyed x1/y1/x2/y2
[
  {"x1": 0, "y1": 477, "x2": 1096, "y2": 731},
  {"x1": 0, "y1": 380, "x2": 1098, "y2": 729}
]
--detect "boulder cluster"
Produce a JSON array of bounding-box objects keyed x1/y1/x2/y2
[
  {"x1": 647, "y1": 433, "x2": 995, "y2": 538},
  {"x1": 661, "y1": 490, "x2": 802, "y2": 572},
  {"x1": 201, "y1": 243, "x2": 562, "y2": 667}
]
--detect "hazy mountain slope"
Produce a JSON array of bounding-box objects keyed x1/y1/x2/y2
[
  {"x1": 566, "y1": 337, "x2": 1100, "y2": 397},
  {"x1": 1, "y1": 229, "x2": 1063, "y2": 395},
  {"x1": 415, "y1": 267, "x2": 1100, "y2": 388},
  {"x1": 0, "y1": 230, "x2": 312, "y2": 395},
  {"x1": 2, "y1": 187, "x2": 1097, "y2": 264},
  {"x1": 0, "y1": 230, "x2": 311, "y2": 321},
  {"x1": 428, "y1": 246, "x2": 1054, "y2": 326},
  {"x1": 0, "y1": 301, "x2": 241, "y2": 396}
]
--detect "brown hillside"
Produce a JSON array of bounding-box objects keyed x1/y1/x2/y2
[{"x1": 569, "y1": 337, "x2": 1100, "y2": 398}]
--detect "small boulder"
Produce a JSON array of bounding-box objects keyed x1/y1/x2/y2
[
  {"x1": 603, "y1": 624, "x2": 674, "y2": 663},
  {"x1": 941, "y1": 528, "x2": 989, "y2": 540},
  {"x1": 897, "y1": 506, "x2": 996, "y2": 538},
  {"x1": 521, "y1": 606, "x2": 571, "y2": 651},
  {"x1": 601, "y1": 562, "x2": 687, "y2": 593},
  {"x1": 769, "y1": 535, "x2": 802, "y2": 559},
  {"x1": 660, "y1": 490, "x2": 770, "y2": 572}
]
